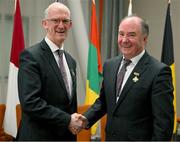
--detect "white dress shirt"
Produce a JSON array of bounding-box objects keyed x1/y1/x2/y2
[
  {"x1": 45, "y1": 37, "x2": 72, "y2": 96},
  {"x1": 116, "y1": 50, "x2": 145, "y2": 102}
]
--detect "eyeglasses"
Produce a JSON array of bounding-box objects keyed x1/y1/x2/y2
[{"x1": 46, "y1": 18, "x2": 71, "y2": 25}]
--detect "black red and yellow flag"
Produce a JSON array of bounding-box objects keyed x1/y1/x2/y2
[{"x1": 161, "y1": 0, "x2": 177, "y2": 134}]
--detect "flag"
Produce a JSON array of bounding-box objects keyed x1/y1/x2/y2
[
  {"x1": 85, "y1": 0, "x2": 102, "y2": 135},
  {"x1": 128, "y1": 0, "x2": 132, "y2": 16},
  {"x1": 4, "y1": 0, "x2": 24, "y2": 137},
  {"x1": 161, "y1": 0, "x2": 177, "y2": 134}
]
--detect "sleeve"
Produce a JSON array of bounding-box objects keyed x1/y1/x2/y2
[
  {"x1": 83, "y1": 62, "x2": 108, "y2": 128},
  {"x1": 151, "y1": 65, "x2": 174, "y2": 140}
]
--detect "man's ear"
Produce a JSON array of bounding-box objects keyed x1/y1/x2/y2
[
  {"x1": 42, "y1": 19, "x2": 48, "y2": 29},
  {"x1": 144, "y1": 36, "x2": 148, "y2": 46},
  {"x1": 69, "y1": 21, "x2": 72, "y2": 29}
]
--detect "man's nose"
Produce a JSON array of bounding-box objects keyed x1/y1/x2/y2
[
  {"x1": 122, "y1": 36, "x2": 129, "y2": 42},
  {"x1": 58, "y1": 21, "x2": 64, "y2": 27}
]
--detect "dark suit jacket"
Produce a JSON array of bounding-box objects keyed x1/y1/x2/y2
[
  {"x1": 17, "y1": 39, "x2": 77, "y2": 141},
  {"x1": 84, "y1": 51, "x2": 174, "y2": 141}
]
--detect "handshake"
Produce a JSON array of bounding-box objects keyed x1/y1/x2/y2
[{"x1": 68, "y1": 113, "x2": 88, "y2": 135}]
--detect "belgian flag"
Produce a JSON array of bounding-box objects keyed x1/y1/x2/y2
[{"x1": 161, "y1": 0, "x2": 177, "y2": 134}]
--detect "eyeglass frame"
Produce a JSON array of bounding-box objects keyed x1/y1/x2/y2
[{"x1": 45, "y1": 18, "x2": 72, "y2": 25}]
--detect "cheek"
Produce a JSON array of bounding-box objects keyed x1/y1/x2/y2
[
  {"x1": 118, "y1": 38, "x2": 122, "y2": 45},
  {"x1": 64, "y1": 27, "x2": 70, "y2": 33},
  {"x1": 47, "y1": 27, "x2": 54, "y2": 33}
]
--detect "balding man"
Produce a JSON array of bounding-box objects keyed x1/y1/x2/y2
[
  {"x1": 81, "y1": 15, "x2": 174, "y2": 141},
  {"x1": 17, "y1": 2, "x2": 81, "y2": 141}
]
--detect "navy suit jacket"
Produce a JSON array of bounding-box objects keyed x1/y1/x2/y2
[
  {"x1": 84, "y1": 51, "x2": 174, "y2": 141},
  {"x1": 17, "y1": 39, "x2": 77, "y2": 141}
]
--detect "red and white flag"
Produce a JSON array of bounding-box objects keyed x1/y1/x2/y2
[{"x1": 4, "y1": 0, "x2": 24, "y2": 137}]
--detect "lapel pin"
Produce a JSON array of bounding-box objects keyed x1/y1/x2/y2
[
  {"x1": 133, "y1": 76, "x2": 139, "y2": 82},
  {"x1": 132, "y1": 72, "x2": 139, "y2": 82},
  {"x1": 133, "y1": 72, "x2": 139, "y2": 76}
]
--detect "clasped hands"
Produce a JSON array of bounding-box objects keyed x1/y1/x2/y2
[{"x1": 68, "y1": 113, "x2": 88, "y2": 135}]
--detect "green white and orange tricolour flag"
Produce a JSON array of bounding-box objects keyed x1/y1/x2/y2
[
  {"x1": 161, "y1": 0, "x2": 177, "y2": 134},
  {"x1": 85, "y1": 0, "x2": 102, "y2": 135}
]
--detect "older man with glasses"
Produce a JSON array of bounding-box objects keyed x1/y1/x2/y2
[{"x1": 16, "y1": 2, "x2": 82, "y2": 141}]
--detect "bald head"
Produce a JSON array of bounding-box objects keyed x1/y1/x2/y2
[
  {"x1": 44, "y1": 2, "x2": 71, "y2": 19},
  {"x1": 120, "y1": 15, "x2": 149, "y2": 37},
  {"x1": 42, "y1": 2, "x2": 72, "y2": 47}
]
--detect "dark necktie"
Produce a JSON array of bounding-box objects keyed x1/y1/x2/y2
[
  {"x1": 116, "y1": 59, "x2": 131, "y2": 102},
  {"x1": 58, "y1": 50, "x2": 71, "y2": 97}
]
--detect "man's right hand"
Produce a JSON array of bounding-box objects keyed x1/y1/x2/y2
[{"x1": 68, "y1": 113, "x2": 88, "y2": 135}]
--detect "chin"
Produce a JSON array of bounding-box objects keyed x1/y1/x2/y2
[
  {"x1": 57, "y1": 37, "x2": 65, "y2": 42},
  {"x1": 123, "y1": 52, "x2": 132, "y2": 58}
]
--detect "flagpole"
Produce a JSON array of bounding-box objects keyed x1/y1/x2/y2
[
  {"x1": 14, "y1": 0, "x2": 17, "y2": 14},
  {"x1": 128, "y1": 0, "x2": 132, "y2": 16}
]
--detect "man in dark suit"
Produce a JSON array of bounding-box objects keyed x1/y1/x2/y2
[
  {"x1": 17, "y1": 2, "x2": 82, "y2": 141},
  {"x1": 78, "y1": 15, "x2": 174, "y2": 141}
]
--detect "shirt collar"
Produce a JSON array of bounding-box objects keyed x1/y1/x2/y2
[
  {"x1": 123, "y1": 50, "x2": 145, "y2": 65},
  {"x1": 45, "y1": 36, "x2": 64, "y2": 53}
]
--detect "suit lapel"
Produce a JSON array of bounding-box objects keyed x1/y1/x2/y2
[
  {"x1": 110, "y1": 57, "x2": 123, "y2": 110},
  {"x1": 64, "y1": 51, "x2": 76, "y2": 102},
  {"x1": 113, "y1": 52, "x2": 150, "y2": 113},
  {"x1": 40, "y1": 40, "x2": 67, "y2": 92}
]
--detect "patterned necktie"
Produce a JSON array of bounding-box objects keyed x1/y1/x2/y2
[
  {"x1": 58, "y1": 50, "x2": 71, "y2": 97},
  {"x1": 116, "y1": 59, "x2": 131, "y2": 102}
]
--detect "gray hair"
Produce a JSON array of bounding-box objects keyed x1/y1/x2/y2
[
  {"x1": 44, "y1": 2, "x2": 71, "y2": 19},
  {"x1": 121, "y1": 14, "x2": 149, "y2": 37}
]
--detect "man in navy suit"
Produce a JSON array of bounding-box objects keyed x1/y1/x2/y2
[
  {"x1": 78, "y1": 15, "x2": 174, "y2": 141},
  {"x1": 17, "y1": 2, "x2": 82, "y2": 141}
]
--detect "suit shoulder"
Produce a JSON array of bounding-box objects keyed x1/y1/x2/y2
[
  {"x1": 19, "y1": 41, "x2": 47, "y2": 68},
  {"x1": 21, "y1": 40, "x2": 48, "y2": 59},
  {"x1": 149, "y1": 55, "x2": 168, "y2": 68},
  {"x1": 147, "y1": 55, "x2": 171, "y2": 74},
  {"x1": 21, "y1": 41, "x2": 41, "y2": 56},
  {"x1": 26, "y1": 42, "x2": 42, "y2": 53}
]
